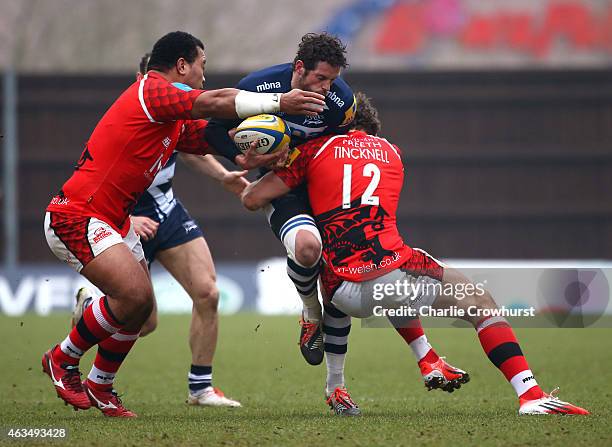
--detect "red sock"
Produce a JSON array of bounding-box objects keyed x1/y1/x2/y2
[
  {"x1": 54, "y1": 296, "x2": 123, "y2": 365},
  {"x1": 476, "y1": 316, "x2": 543, "y2": 400},
  {"x1": 394, "y1": 319, "x2": 440, "y2": 364},
  {"x1": 86, "y1": 329, "x2": 140, "y2": 391}
]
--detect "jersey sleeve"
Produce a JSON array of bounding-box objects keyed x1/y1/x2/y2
[
  {"x1": 204, "y1": 118, "x2": 243, "y2": 162},
  {"x1": 141, "y1": 77, "x2": 204, "y2": 122},
  {"x1": 175, "y1": 120, "x2": 211, "y2": 155},
  {"x1": 273, "y1": 136, "x2": 326, "y2": 189},
  {"x1": 332, "y1": 93, "x2": 357, "y2": 134},
  {"x1": 236, "y1": 73, "x2": 257, "y2": 91},
  {"x1": 202, "y1": 74, "x2": 257, "y2": 163}
]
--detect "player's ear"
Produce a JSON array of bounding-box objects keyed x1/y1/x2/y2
[
  {"x1": 176, "y1": 58, "x2": 187, "y2": 75},
  {"x1": 294, "y1": 60, "x2": 305, "y2": 75}
]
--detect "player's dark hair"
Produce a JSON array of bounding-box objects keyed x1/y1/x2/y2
[
  {"x1": 351, "y1": 92, "x2": 381, "y2": 136},
  {"x1": 139, "y1": 52, "x2": 151, "y2": 74},
  {"x1": 147, "y1": 31, "x2": 204, "y2": 72},
  {"x1": 293, "y1": 33, "x2": 348, "y2": 71}
]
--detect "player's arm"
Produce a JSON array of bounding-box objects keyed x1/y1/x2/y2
[
  {"x1": 143, "y1": 78, "x2": 324, "y2": 122},
  {"x1": 191, "y1": 88, "x2": 325, "y2": 120},
  {"x1": 204, "y1": 120, "x2": 289, "y2": 170},
  {"x1": 204, "y1": 72, "x2": 296, "y2": 170},
  {"x1": 204, "y1": 118, "x2": 243, "y2": 163},
  {"x1": 241, "y1": 172, "x2": 291, "y2": 211},
  {"x1": 241, "y1": 137, "x2": 318, "y2": 210},
  {"x1": 178, "y1": 153, "x2": 249, "y2": 196}
]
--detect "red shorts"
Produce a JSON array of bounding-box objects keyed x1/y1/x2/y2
[{"x1": 320, "y1": 247, "x2": 445, "y2": 303}]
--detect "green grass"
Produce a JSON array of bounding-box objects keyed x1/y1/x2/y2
[{"x1": 1, "y1": 314, "x2": 611, "y2": 446}]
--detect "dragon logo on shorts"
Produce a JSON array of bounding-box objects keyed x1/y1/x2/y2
[{"x1": 316, "y1": 202, "x2": 395, "y2": 267}]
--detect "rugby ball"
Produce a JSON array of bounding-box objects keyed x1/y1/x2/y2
[{"x1": 233, "y1": 114, "x2": 291, "y2": 155}]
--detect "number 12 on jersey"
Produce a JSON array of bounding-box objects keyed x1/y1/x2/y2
[{"x1": 342, "y1": 163, "x2": 380, "y2": 209}]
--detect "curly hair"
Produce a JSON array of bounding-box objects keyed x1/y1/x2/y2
[
  {"x1": 351, "y1": 92, "x2": 381, "y2": 136},
  {"x1": 293, "y1": 33, "x2": 348, "y2": 70}
]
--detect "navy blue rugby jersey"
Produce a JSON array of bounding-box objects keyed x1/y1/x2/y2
[
  {"x1": 205, "y1": 63, "x2": 356, "y2": 162},
  {"x1": 132, "y1": 152, "x2": 178, "y2": 222}
]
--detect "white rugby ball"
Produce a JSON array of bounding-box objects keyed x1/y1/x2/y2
[{"x1": 233, "y1": 114, "x2": 291, "y2": 155}]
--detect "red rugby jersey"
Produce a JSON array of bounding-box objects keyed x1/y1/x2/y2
[
  {"x1": 275, "y1": 130, "x2": 412, "y2": 284},
  {"x1": 47, "y1": 72, "x2": 210, "y2": 236}
]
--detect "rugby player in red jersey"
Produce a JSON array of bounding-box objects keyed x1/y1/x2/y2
[
  {"x1": 207, "y1": 34, "x2": 469, "y2": 392},
  {"x1": 41, "y1": 31, "x2": 325, "y2": 417},
  {"x1": 241, "y1": 93, "x2": 589, "y2": 416}
]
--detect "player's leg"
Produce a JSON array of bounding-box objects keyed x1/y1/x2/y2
[
  {"x1": 387, "y1": 313, "x2": 469, "y2": 392},
  {"x1": 292, "y1": 227, "x2": 323, "y2": 322},
  {"x1": 156, "y1": 236, "x2": 240, "y2": 407},
  {"x1": 135, "y1": 219, "x2": 161, "y2": 337},
  {"x1": 322, "y1": 303, "x2": 350, "y2": 395},
  {"x1": 72, "y1": 223, "x2": 159, "y2": 336},
  {"x1": 139, "y1": 298, "x2": 158, "y2": 336},
  {"x1": 77, "y1": 225, "x2": 150, "y2": 417},
  {"x1": 428, "y1": 257, "x2": 588, "y2": 414},
  {"x1": 321, "y1": 302, "x2": 361, "y2": 416},
  {"x1": 266, "y1": 192, "x2": 324, "y2": 365},
  {"x1": 80, "y1": 255, "x2": 149, "y2": 418},
  {"x1": 137, "y1": 257, "x2": 158, "y2": 337},
  {"x1": 43, "y1": 213, "x2": 154, "y2": 412},
  {"x1": 386, "y1": 249, "x2": 469, "y2": 392}
]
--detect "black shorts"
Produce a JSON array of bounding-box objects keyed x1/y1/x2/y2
[
  {"x1": 140, "y1": 202, "x2": 203, "y2": 265},
  {"x1": 267, "y1": 184, "x2": 314, "y2": 241}
]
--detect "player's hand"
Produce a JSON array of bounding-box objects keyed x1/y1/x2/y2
[
  {"x1": 131, "y1": 215, "x2": 159, "y2": 241},
  {"x1": 221, "y1": 170, "x2": 250, "y2": 196},
  {"x1": 280, "y1": 89, "x2": 326, "y2": 116},
  {"x1": 235, "y1": 141, "x2": 288, "y2": 170},
  {"x1": 273, "y1": 144, "x2": 290, "y2": 169}
]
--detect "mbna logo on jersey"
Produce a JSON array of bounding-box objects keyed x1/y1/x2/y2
[
  {"x1": 256, "y1": 81, "x2": 281, "y2": 92},
  {"x1": 326, "y1": 90, "x2": 345, "y2": 108}
]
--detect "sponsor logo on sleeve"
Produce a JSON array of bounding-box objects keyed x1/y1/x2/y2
[{"x1": 326, "y1": 90, "x2": 345, "y2": 108}]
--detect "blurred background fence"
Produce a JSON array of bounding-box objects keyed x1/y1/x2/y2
[{"x1": 1, "y1": 0, "x2": 611, "y2": 315}]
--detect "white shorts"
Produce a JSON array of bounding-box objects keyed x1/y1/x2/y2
[
  {"x1": 331, "y1": 268, "x2": 442, "y2": 319},
  {"x1": 44, "y1": 211, "x2": 144, "y2": 272}
]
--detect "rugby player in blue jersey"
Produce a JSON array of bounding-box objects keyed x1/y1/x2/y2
[{"x1": 206, "y1": 33, "x2": 468, "y2": 393}]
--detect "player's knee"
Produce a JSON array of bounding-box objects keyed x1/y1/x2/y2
[
  {"x1": 191, "y1": 280, "x2": 219, "y2": 313},
  {"x1": 472, "y1": 289, "x2": 497, "y2": 311},
  {"x1": 457, "y1": 288, "x2": 498, "y2": 325},
  {"x1": 139, "y1": 312, "x2": 158, "y2": 337},
  {"x1": 294, "y1": 230, "x2": 322, "y2": 267},
  {"x1": 123, "y1": 282, "x2": 155, "y2": 318}
]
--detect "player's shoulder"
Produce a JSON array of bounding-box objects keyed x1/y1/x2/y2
[
  {"x1": 296, "y1": 133, "x2": 344, "y2": 158},
  {"x1": 327, "y1": 77, "x2": 356, "y2": 127},
  {"x1": 138, "y1": 71, "x2": 195, "y2": 98},
  {"x1": 238, "y1": 63, "x2": 293, "y2": 92},
  {"x1": 329, "y1": 76, "x2": 354, "y2": 107},
  {"x1": 142, "y1": 71, "x2": 170, "y2": 87}
]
